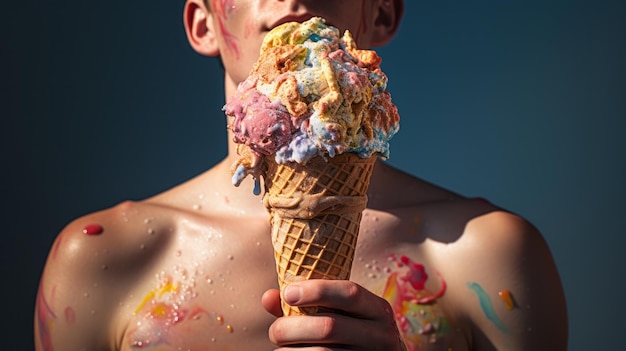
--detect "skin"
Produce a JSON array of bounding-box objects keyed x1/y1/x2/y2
[{"x1": 35, "y1": 1, "x2": 568, "y2": 350}]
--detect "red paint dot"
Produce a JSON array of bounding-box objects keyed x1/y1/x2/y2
[
  {"x1": 83, "y1": 224, "x2": 104, "y2": 235},
  {"x1": 65, "y1": 307, "x2": 76, "y2": 325}
]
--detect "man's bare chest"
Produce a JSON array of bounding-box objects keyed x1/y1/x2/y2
[
  {"x1": 118, "y1": 226, "x2": 278, "y2": 350},
  {"x1": 117, "y1": 209, "x2": 469, "y2": 351}
]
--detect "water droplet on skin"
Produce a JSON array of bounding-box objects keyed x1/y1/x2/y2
[
  {"x1": 211, "y1": 337, "x2": 216, "y2": 342},
  {"x1": 227, "y1": 254, "x2": 234, "y2": 260},
  {"x1": 144, "y1": 218, "x2": 152, "y2": 224},
  {"x1": 140, "y1": 244, "x2": 145, "y2": 250},
  {"x1": 147, "y1": 228, "x2": 155, "y2": 235},
  {"x1": 256, "y1": 241, "x2": 261, "y2": 246},
  {"x1": 101, "y1": 265, "x2": 108, "y2": 271},
  {"x1": 193, "y1": 204, "x2": 201, "y2": 210},
  {"x1": 226, "y1": 325, "x2": 234, "y2": 333},
  {"x1": 83, "y1": 292, "x2": 89, "y2": 298},
  {"x1": 215, "y1": 314, "x2": 224, "y2": 325}
]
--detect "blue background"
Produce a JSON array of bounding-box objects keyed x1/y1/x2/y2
[{"x1": 3, "y1": 1, "x2": 624, "y2": 349}]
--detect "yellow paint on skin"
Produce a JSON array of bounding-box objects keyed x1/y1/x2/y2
[
  {"x1": 151, "y1": 305, "x2": 167, "y2": 317},
  {"x1": 133, "y1": 282, "x2": 178, "y2": 315}
]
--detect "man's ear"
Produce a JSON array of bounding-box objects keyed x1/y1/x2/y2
[
  {"x1": 183, "y1": 0, "x2": 220, "y2": 56},
  {"x1": 371, "y1": 0, "x2": 404, "y2": 47}
]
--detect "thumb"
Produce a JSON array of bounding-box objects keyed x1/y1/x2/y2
[{"x1": 261, "y1": 288, "x2": 283, "y2": 317}]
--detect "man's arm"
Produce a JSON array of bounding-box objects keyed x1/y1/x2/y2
[
  {"x1": 34, "y1": 205, "x2": 147, "y2": 351},
  {"x1": 460, "y1": 211, "x2": 568, "y2": 350},
  {"x1": 35, "y1": 220, "x2": 111, "y2": 351}
]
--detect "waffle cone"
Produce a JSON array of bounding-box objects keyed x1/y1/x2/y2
[{"x1": 263, "y1": 153, "x2": 376, "y2": 316}]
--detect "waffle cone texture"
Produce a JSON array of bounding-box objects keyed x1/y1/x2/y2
[{"x1": 263, "y1": 153, "x2": 376, "y2": 316}]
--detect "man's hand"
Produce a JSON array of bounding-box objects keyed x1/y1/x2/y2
[{"x1": 262, "y1": 280, "x2": 406, "y2": 351}]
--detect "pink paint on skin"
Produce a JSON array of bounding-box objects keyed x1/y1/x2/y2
[
  {"x1": 391, "y1": 255, "x2": 446, "y2": 302},
  {"x1": 83, "y1": 224, "x2": 104, "y2": 235},
  {"x1": 36, "y1": 284, "x2": 56, "y2": 351},
  {"x1": 211, "y1": 0, "x2": 235, "y2": 18},
  {"x1": 244, "y1": 18, "x2": 255, "y2": 39},
  {"x1": 129, "y1": 275, "x2": 234, "y2": 349},
  {"x1": 383, "y1": 255, "x2": 451, "y2": 350},
  {"x1": 211, "y1": 0, "x2": 240, "y2": 59},
  {"x1": 64, "y1": 306, "x2": 76, "y2": 325}
]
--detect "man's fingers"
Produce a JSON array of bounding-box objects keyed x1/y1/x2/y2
[
  {"x1": 282, "y1": 280, "x2": 394, "y2": 320},
  {"x1": 269, "y1": 313, "x2": 376, "y2": 348},
  {"x1": 265, "y1": 280, "x2": 405, "y2": 350}
]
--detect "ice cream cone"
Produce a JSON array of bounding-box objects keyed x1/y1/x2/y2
[{"x1": 263, "y1": 153, "x2": 377, "y2": 315}]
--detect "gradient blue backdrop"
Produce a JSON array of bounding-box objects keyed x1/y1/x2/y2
[{"x1": 3, "y1": 1, "x2": 624, "y2": 349}]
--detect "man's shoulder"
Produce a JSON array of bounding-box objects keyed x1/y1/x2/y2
[
  {"x1": 36, "y1": 200, "x2": 182, "y2": 349},
  {"x1": 45, "y1": 200, "x2": 183, "y2": 278}
]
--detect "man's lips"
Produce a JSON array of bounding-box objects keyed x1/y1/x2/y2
[{"x1": 266, "y1": 14, "x2": 321, "y2": 31}]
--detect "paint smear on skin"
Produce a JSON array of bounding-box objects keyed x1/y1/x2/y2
[
  {"x1": 36, "y1": 284, "x2": 56, "y2": 351},
  {"x1": 382, "y1": 255, "x2": 451, "y2": 350},
  {"x1": 467, "y1": 282, "x2": 509, "y2": 333},
  {"x1": 499, "y1": 289, "x2": 516, "y2": 311},
  {"x1": 129, "y1": 275, "x2": 233, "y2": 349},
  {"x1": 211, "y1": 0, "x2": 240, "y2": 59},
  {"x1": 211, "y1": 0, "x2": 235, "y2": 19},
  {"x1": 83, "y1": 224, "x2": 104, "y2": 235},
  {"x1": 64, "y1": 307, "x2": 76, "y2": 325}
]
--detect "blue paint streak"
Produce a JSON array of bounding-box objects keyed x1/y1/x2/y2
[
  {"x1": 467, "y1": 282, "x2": 509, "y2": 333},
  {"x1": 253, "y1": 178, "x2": 261, "y2": 196}
]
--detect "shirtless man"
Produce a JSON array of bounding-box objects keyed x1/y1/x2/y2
[{"x1": 34, "y1": 1, "x2": 568, "y2": 350}]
